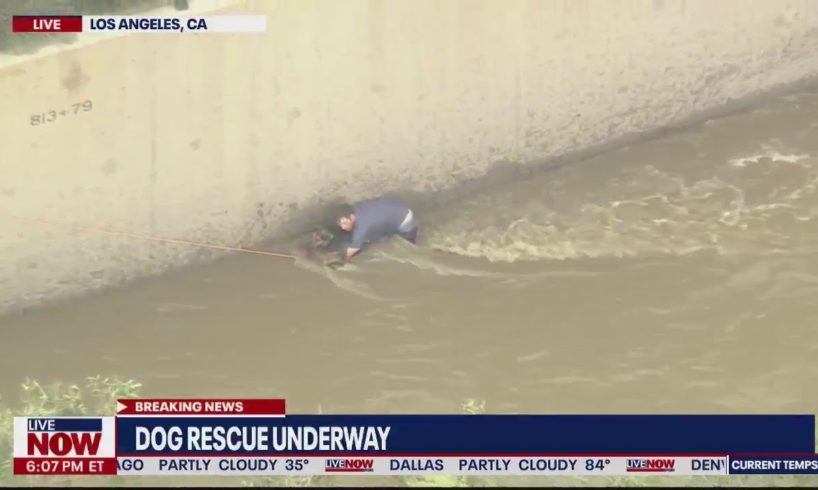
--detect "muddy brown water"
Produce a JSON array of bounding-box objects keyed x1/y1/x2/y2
[{"x1": 2, "y1": 89, "x2": 818, "y2": 424}]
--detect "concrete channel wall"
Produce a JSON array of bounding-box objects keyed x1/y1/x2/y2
[{"x1": 2, "y1": 0, "x2": 818, "y2": 314}]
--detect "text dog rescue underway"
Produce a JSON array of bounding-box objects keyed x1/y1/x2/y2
[{"x1": 135, "y1": 425, "x2": 391, "y2": 452}]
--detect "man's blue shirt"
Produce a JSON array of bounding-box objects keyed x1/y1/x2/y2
[{"x1": 349, "y1": 198, "x2": 412, "y2": 249}]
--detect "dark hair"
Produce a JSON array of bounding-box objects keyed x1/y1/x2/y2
[{"x1": 332, "y1": 203, "x2": 354, "y2": 224}]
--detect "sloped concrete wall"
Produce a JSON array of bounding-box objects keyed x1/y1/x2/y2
[{"x1": 2, "y1": 0, "x2": 818, "y2": 314}]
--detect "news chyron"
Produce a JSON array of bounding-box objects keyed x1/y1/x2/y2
[
  {"x1": 11, "y1": 14, "x2": 266, "y2": 34},
  {"x1": 12, "y1": 399, "x2": 818, "y2": 478}
]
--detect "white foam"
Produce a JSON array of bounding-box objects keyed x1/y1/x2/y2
[
  {"x1": 425, "y1": 170, "x2": 818, "y2": 262},
  {"x1": 729, "y1": 149, "x2": 810, "y2": 167}
]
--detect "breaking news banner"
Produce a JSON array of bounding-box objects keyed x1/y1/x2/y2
[
  {"x1": 11, "y1": 399, "x2": 818, "y2": 478},
  {"x1": 10, "y1": 15, "x2": 266, "y2": 34}
]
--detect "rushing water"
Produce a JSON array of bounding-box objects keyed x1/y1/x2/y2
[{"x1": 2, "y1": 89, "x2": 818, "y2": 423}]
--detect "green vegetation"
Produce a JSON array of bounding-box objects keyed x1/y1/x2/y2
[
  {"x1": 0, "y1": 375, "x2": 141, "y2": 485},
  {"x1": 0, "y1": 0, "x2": 182, "y2": 55}
]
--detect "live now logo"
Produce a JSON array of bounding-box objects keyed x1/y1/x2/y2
[
  {"x1": 12, "y1": 16, "x2": 83, "y2": 33},
  {"x1": 13, "y1": 417, "x2": 116, "y2": 459},
  {"x1": 28, "y1": 431, "x2": 102, "y2": 456}
]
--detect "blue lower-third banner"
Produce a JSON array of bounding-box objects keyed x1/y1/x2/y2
[{"x1": 115, "y1": 415, "x2": 815, "y2": 455}]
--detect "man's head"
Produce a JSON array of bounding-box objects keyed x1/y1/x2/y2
[{"x1": 333, "y1": 203, "x2": 356, "y2": 232}]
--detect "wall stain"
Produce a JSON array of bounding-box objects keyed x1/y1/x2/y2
[{"x1": 62, "y1": 61, "x2": 89, "y2": 93}]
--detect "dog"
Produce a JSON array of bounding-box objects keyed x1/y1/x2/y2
[
  {"x1": 311, "y1": 227, "x2": 335, "y2": 250},
  {"x1": 301, "y1": 227, "x2": 346, "y2": 268}
]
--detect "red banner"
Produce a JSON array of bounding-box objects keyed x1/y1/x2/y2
[
  {"x1": 12, "y1": 16, "x2": 83, "y2": 33},
  {"x1": 116, "y1": 398, "x2": 286, "y2": 416}
]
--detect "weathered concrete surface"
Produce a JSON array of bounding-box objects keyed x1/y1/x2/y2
[{"x1": 2, "y1": 0, "x2": 818, "y2": 314}]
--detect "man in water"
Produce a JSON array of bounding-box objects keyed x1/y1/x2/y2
[{"x1": 331, "y1": 197, "x2": 419, "y2": 261}]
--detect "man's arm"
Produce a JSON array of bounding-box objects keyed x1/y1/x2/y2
[
  {"x1": 345, "y1": 226, "x2": 365, "y2": 261},
  {"x1": 320, "y1": 247, "x2": 359, "y2": 269}
]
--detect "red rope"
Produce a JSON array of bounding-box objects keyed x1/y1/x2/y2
[{"x1": 7, "y1": 214, "x2": 297, "y2": 260}]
